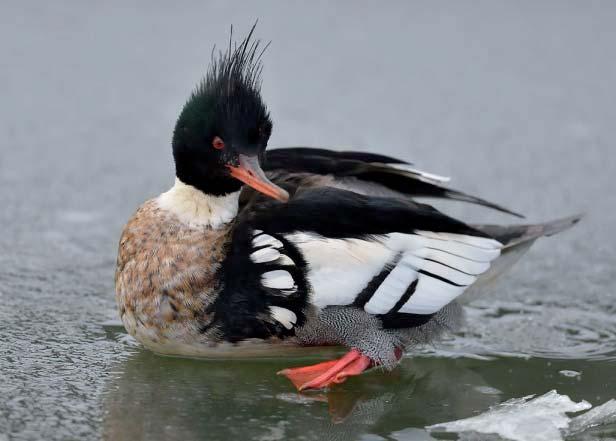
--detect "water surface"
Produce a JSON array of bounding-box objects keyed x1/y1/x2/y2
[{"x1": 1, "y1": 1, "x2": 615, "y2": 440}]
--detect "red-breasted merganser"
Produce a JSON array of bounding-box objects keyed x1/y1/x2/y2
[{"x1": 115, "y1": 27, "x2": 581, "y2": 390}]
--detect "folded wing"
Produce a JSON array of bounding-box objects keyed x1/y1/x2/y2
[
  {"x1": 246, "y1": 187, "x2": 502, "y2": 328},
  {"x1": 264, "y1": 147, "x2": 523, "y2": 218}
]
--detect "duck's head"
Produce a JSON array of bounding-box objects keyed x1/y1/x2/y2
[{"x1": 171, "y1": 27, "x2": 289, "y2": 202}]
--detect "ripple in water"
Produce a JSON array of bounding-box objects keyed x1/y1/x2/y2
[{"x1": 427, "y1": 302, "x2": 616, "y2": 361}]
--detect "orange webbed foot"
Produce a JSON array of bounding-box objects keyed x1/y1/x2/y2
[{"x1": 278, "y1": 349, "x2": 372, "y2": 391}]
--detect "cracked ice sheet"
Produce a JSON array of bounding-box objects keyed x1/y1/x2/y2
[{"x1": 427, "y1": 390, "x2": 616, "y2": 441}]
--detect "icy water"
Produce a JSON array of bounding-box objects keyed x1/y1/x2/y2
[{"x1": 1, "y1": 2, "x2": 616, "y2": 440}]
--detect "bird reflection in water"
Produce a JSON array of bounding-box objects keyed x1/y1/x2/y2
[{"x1": 101, "y1": 340, "x2": 500, "y2": 441}]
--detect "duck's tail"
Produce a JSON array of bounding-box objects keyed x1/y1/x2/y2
[{"x1": 458, "y1": 214, "x2": 583, "y2": 304}]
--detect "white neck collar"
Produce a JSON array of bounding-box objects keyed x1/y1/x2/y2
[{"x1": 157, "y1": 178, "x2": 240, "y2": 229}]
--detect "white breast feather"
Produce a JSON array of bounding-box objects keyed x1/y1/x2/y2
[{"x1": 157, "y1": 178, "x2": 240, "y2": 228}]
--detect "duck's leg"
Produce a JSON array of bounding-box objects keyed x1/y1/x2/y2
[
  {"x1": 278, "y1": 349, "x2": 372, "y2": 391},
  {"x1": 282, "y1": 307, "x2": 405, "y2": 390}
]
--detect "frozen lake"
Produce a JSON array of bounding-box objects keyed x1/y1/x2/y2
[{"x1": 1, "y1": 1, "x2": 615, "y2": 440}]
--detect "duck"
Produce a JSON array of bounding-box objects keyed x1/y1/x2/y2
[{"x1": 115, "y1": 26, "x2": 581, "y2": 391}]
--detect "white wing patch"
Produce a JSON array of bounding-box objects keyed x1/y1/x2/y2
[
  {"x1": 250, "y1": 230, "x2": 297, "y2": 300},
  {"x1": 262, "y1": 270, "x2": 296, "y2": 290},
  {"x1": 382, "y1": 232, "x2": 500, "y2": 314},
  {"x1": 251, "y1": 247, "x2": 280, "y2": 263},
  {"x1": 269, "y1": 306, "x2": 297, "y2": 329},
  {"x1": 285, "y1": 232, "x2": 394, "y2": 308},
  {"x1": 251, "y1": 231, "x2": 300, "y2": 328},
  {"x1": 287, "y1": 230, "x2": 502, "y2": 316},
  {"x1": 253, "y1": 234, "x2": 283, "y2": 249},
  {"x1": 251, "y1": 232, "x2": 296, "y2": 268},
  {"x1": 363, "y1": 258, "x2": 417, "y2": 314}
]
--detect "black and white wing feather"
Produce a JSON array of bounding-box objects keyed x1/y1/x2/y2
[
  {"x1": 206, "y1": 226, "x2": 310, "y2": 341},
  {"x1": 246, "y1": 187, "x2": 503, "y2": 328},
  {"x1": 264, "y1": 147, "x2": 523, "y2": 218}
]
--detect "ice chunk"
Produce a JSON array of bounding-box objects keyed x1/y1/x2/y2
[
  {"x1": 390, "y1": 428, "x2": 437, "y2": 440},
  {"x1": 569, "y1": 399, "x2": 616, "y2": 436},
  {"x1": 427, "y1": 390, "x2": 591, "y2": 441},
  {"x1": 559, "y1": 370, "x2": 581, "y2": 378}
]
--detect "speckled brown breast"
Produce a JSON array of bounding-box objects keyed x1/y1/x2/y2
[{"x1": 115, "y1": 199, "x2": 231, "y2": 349}]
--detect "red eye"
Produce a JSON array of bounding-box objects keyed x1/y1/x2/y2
[{"x1": 212, "y1": 136, "x2": 225, "y2": 150}]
